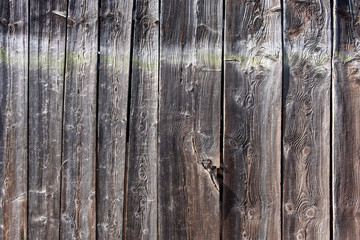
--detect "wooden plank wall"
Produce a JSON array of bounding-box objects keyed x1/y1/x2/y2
[
  {"x1": 97, "y1": 0, "x2": 132, "y2": 238},
  {"x1": 28, "y1": 0, "x2": 66, "y2": 239},
  {"x1": 159, "y1": 0, "x2": 222, "y2": 239},
  {"x1": 333, "y1": 0, "x2": 360, "y2": 239},
  {"x1": 282, "y1": 0, "x2": 331, "y2": 239},
  {"x1": 0, "y1": 0, "x2": 28, "y2": 239},
  {"x1": 0, "y1": 0, "x2": 359, "y2": 239},
  {"x1": 224, "y1": 0, "x2": 282, "y2": 238}
]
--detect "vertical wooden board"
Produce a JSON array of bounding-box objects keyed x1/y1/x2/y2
[
  {"x1": 282, "y1": 0, "x2": 331, "y2": 239},
  {"x1": 96, "y1": 0, "x2": 133, "y2": 238},
  {"x1": 125, "y1": 0, "x2": 159, "y2": 239},
  {"x1": 223, "y1": 0, "x2": 282, "y2": 239},
  {"x1": 0, "y1": 0, "x2": 28, "y2": 239},
  {"x1": 333, "y1": 1, "x2": 360, "y2": 239},
  {"x1": 159, "y1": 0, "x2": 222, "y2": 239},
  {"x1": 60, "y1": 0, "x2": 98, "y2": 239},
  {"x1": 28, "y1": 0, "x2": 67, "y2": 238}
]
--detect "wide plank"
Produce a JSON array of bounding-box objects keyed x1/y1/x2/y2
[
  {"x1": 333, "y1": 0, "x2": 360, "y2": 239},
  {"x1": 125, "y1": 0, "x2": 159, "y2": 239},
  {"x1": 96, "y1": 0, "x2": 133, "y2": 238},
  {"x1": 28, "y1": 0, "x2": 67, "y2": 238},
  {"x1": 282, "y1": 0, "x2": 331, "y2": 238},
  {"x1": 223, "y1": 0, "x2": 282, "y2": 239},
  {"x1": 60, "y1": 0, "x2": 98, "y2": 239},
  {"x1": 0, "y1": 1, "x2": 28, "y2": 239},
  {"x1": 159, "y1": 0, "x2": 222, "y2": 239}
]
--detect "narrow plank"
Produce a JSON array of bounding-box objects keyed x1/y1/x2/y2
[
  {"x1": 125, "y1": 0, "x2": 159, "y2": 239},
  {"x1": 28, "y1": 0, "x2": 67, "y2": 238},
  {"x1": 223, "y1": 0, "x2": 282, "y2": 239},
  {"x1": 96, "y1": 0, "x2": 133, "y2": 238},
  {"x1": 60, "y1": 0, "x2": 98, "y2": 239},
  {"x1": 282, "y1": 0, "x2": 331, "y2": 238},
  {"x1": 333, "y1": 0, "x2": 360, "y2": 239},
  {"x1": 159, "y1": 0, "x2": 222, "y2": 239},
  {"x1": 0, "y1": 0, "x2": 28, "y2": 239}
]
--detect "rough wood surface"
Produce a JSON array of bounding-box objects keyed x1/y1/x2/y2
[
  {"x1": 125, "y1": 0, "x2": 159, "y2": 239},
  {"x1": 2, "y1": 1, "x2": 360, "y2": 239},
  {"x1": 333, "y1": 0, "x2": 360, "y2": 239},
  {"x1": 158, "y1": 0, "x2": 222, "y2": 239},
  {"x1": 60, "y1": 0, "x2": 98, "y2": 239},
  {"x1": 223, "y1": 0, "x2": 282, "y2": 239},
  {"x1": 0, "y1": 1, "x2": 28, "y2": 239},
  {"x1": 28, "y1": 0, "x2": 67, "y2": 239},
  {"x1": 96, "y1": 0, "x2": 133, "y2": 239},
  {"x1": 282, "y1": 0, "x2": 331, "y2": 238}
]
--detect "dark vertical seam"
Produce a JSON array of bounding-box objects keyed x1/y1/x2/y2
[
  {"x1": 330, "y1": 0, "x2": 334, "y2": 238},
  {"x1": 59, "y1": 0, "x2": 69, "y2": 238},
  {"x1": 95, "y1": 0, "x2": 101, "y2": 239},
  {"x1": 157, "y1": 0, "x2": 161, "y2": 239},
  {"x1": 219, "y1": 0, "x2": 225, "y2": 240},
  {"x1": 280, "y1": 0, "x2": 285, "y2": 239},
  {"x1": 26, "y1": 0, "x2": 30, "y2": 238},
  {"x1": 122, "y1": 0, "x2": 137, "y2": 239}
]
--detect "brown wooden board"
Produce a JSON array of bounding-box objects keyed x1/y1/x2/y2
[
  {"x1": 223, "y1": 0, "x2": 282, "y2": 239},
  {"x1": 60, "y1": 0, "x2": 98, "y2": 239},
  {"x1": 125, "y1": 0, "x2": 159, "y2": 239},
  {"x1": 282, "y1": 0, "x2": 331, "y2": 238},
  {"x1": 0, "y1": 0, "x2": 28, "y2": 239},
  {"x1": 333, "y1": 0, "x2": 360, "y2": 239},
  {"x1": 158, "y1": 0, "x2": 223, "y2": 239},
  {"x1": 96, "y1": 0, "x2": 133, "y2": 238},
  {"x1": 28, "y1": 0, "x2": 67, "y2": 238}
]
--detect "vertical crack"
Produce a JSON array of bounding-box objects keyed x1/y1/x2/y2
[
  {"x1": 59, "y1": 0, "x2": 70, "y2": 238},
  {"x1": 122, "y1": 0, "x2": 137, "y2": 239},
  {"x1": 330, "y1": 0, "x2": 334, "y2": 238},
  {"x1": 95, "y1": 0, "x2": 101, "y2": 238},
  {"x1": 280, "y1": 0, "x2": 285, "y2": 239},
  {"x1": 219, "y1": 0, "x2": 226, "y2": 239},
  {"x1": 26, "y1": 0, "x2": 30, "y2": 237},
  {"x1": 157, "y1": 0, "x2": 161, "y2": 239}
]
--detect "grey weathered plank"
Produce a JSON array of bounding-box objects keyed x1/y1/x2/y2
[
  {"x1": 159, "y1": 0, "x2": 222, "y2": 239},
  {"x1": 28, "y1": 0, "x2": 67, "y2": 238},
  {"x1": 125, "y1": 0, "x2": 159, "y2": 239},
  {"x1": 333, "y1": 0, "x2": 360, "y2": 239},
  {"x1": 60, "y1": 0, "x2": 98, "y2": 239},
  {"x1": 282, "y1": 0, "x2": 331, "y2": 238},
  {"x1": 223, "y1": 0, "x2": 282, "y2": 239},
  {"x1": 96, "y1": 0, "x2": 133, "y2": 239},
  {"x1": 0, "y1": 1, "x2": 28, "y2": 239}
]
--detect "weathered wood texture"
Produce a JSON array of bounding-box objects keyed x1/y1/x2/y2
[
  {"x1": 282, "y1": 0, "x2": 331, "y2": 239},
  {"x1": 223, "y1": 0, "x2": 282, "y2": 239},
  {"x1": 0, "y1": 0, "x2": 28, "y2": 239},
  {"x1": 159, "y1": 0, "x2": 222, "y2": 239},
  {"x1": 60, "y1": 0, "x2": 98, "y2": 239},
  {"x1": 96, "y1": 0, "x2": 133, "y2": 239},
  {"x1": 28, "y1": 0, "x2": 67, "y2": 239},
  {"x1": 2, "y1": 0, "x2": 360, "y2": 239},
  {"x1": 125, "y1": 0, "x2": 159, "y2": 239},
  {"x1": 333, "y1": 0, "x2": 360, "y2": 239}
]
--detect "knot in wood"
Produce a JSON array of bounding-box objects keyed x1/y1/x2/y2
[
  {"x1": 285, "y1": 202, "x2": 296, "y2": 214},
  {"x1": 305, "y1": 206, "x2": 317, "y2": 219}
]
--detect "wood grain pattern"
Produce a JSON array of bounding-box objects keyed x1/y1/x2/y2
[
  {"x1": 0, "y1": 1, "x2": 28, "y2": 239},
  {"x1": 96, "y1": 0, "x2": 133, "y2": 239},
  {"x1": 60, "y1": 0, "x2": 98, "y2": 239},
  {"x1": 223, "y1": 0, "x2": 282, "y2": 239},
  {"x1": 125, "y1": 0, "x2": 159, "y2": 239},
  {"x1": 282, "y1": 0, "x2": 331, "y2": 238},
  {"x1": 333, "y1": 0, "x2": 360, "y2": 239},
  {"x1": 28, "y1": 0, "x2": 67, "y2": 238},
  {"x1": 159, "y1": 0, "x2": 222, "y2": 239}
]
